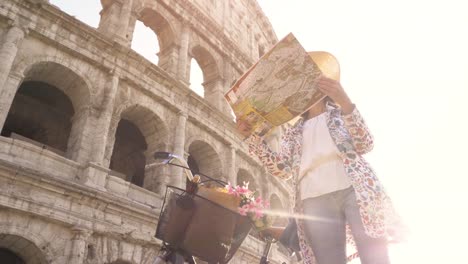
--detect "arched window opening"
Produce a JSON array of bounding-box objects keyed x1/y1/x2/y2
[
  {"x1": 187, "y1": 140, "x2": 223, "y2": 186},
  {"x1": 109, "y1": 105, "x2": 168, "y2": 192},
  {"x1": 0, "y1": 248, "x2": 25, "y2": 264},
  {"x1": 1, "y1": 81, "x2": 75, "y2": 156},
  {"x1": 0, "y1": 234, "x2": 47, "y2": 264},
  {"x1": 131, "y1": 20, "x2": 159, "y2": 65},
  {"x1": 187, "y1": 154, "x2": 200, "y2": 177},
  {"x1": 133, "y1": 8, "x2": 175, "y2": 72},
  {"x1": 190, "y1": 46, "x2": 219, "y2": 103},
  {"x1": 109, "y1": 119, "x2": 148, "y2": 187},
  {"x1": 190, "y1": 59, "x2": 204, "y2": 97}
]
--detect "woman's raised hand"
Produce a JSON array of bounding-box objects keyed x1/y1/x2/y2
[{"x1": 317, "y1": 76, "x2": 354, "y2": 115}]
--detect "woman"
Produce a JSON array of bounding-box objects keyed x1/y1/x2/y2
[{"x1": 239, "y1": 76, "x2": 405, "y2": 264}]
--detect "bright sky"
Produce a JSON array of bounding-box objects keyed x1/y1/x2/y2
[{"x1": 50, "y1": 1, "x2": 468, "y2": 263}]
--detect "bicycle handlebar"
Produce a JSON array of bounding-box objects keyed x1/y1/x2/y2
[{"x1": 154, "y1": 151, "x2": 227, "y2": 187}]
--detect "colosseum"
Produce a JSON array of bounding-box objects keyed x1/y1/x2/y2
[{"x1": 0, "y1": 0, "x2": 295, "y2": 263}]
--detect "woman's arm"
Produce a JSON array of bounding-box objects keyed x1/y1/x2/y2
[
  {"x1": 317, "y1": 76, "x2": 374, "y2": 155},
  {"x1": 246, "y1": 131, "x2": 294, "y2": 180},
  {"x1": 341, "y1": 106, "x2": 374, "y2": 155}
]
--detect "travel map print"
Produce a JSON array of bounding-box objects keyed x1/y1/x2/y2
[{"x1": 225, "y1": 33, "x2": 325, "y2": 137}]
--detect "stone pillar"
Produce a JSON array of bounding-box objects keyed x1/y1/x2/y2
[
  {"x1": 0, "y1": 72, "x2": 23, "y2": 131},
  {"x1": 102, "y1": 115, "x2": 120, "y2": 167},
  {"x1": 158, "y1": 44, "x2": 179, "y2": 77},
  {"x1": 68, "y1": 106, "x2": 93, "y2": 163},
  {"x1": 204, "y1": 78, "x2": 230, "y2": 115},
  {"x1": 227, "y1": 145, "x2": 237, "y2": 185},
  {"x1": 223, "y1": 60, "x2": 232, "y2": 90},
  {"x1": 116, "y1": 0, "x2": 134, "y2": 46},
  {"x1": 177, "y1": 24, "x2": 190, "y2": 84},
  {"x1": 0, "y1": 25, "x2": 26, "y2": 94},
  {"x1": 92, "y1": 72, "x2": 120, "y2": 164},
  {"x1": 80, "y1": 72, "x2": 119, "y2": 189},
  {"x1": 144, "y1": 162, "x2": 168, "y2": 194},
  {"x1": 171, "y1": 111, "x2": 187, "y2": 188},
  {"x1": 126, "y1": 12, "x2": 138, "y2": 45},
  {"x1": 98, "y1": 1, "x2": 120, "y2": 38},
  {"x1": 98, "y1": 0, "x2": 134, "y2": 45},
  {"x1": 68, "y1": 226, "x2": 92, "y2": 264}
]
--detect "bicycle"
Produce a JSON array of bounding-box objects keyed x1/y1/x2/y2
[{"x1": 152, "y1": 152, "x2": 300, "y2": 264}]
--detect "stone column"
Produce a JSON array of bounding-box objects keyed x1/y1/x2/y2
[
  {"x1": 205, "y1": 78, "x2": 230, "y2": 115},
  {"x1": 68, "y1": 106, "x2": 92, "y2": 163},
  {"x1": 171, "y1": 111, "x2": 187, "y2": 188},
  {"x1": 158, "y1": 44, "x2": 179, "y2": 77},
  {"x1": 92, "y1": 72, "x2": 120, "y2": 164},
  {"x1": 102, "y1": 115, "x2": 120, "y2": 168},
  {"x1": 223, "y1": 60, "x2": 232, "y2": 90},
  {"x1": 115, "y1": 0, "x2": 134, "y2": 46},
  {"x1": 0, "y1": 25, "x2": 26, "y2": 94},
  {"x1": 98, "y1": 0, "x2": 134, "y2": 45},
  {"x1": 80, "y1": 72, "x2": 119, "y2": 189},
  {"x1": 227, "y1": 145, "x2": 237, "y2": 185},
  {"x1": 68, "y1": 226, "x2": 92, "y2": 264},
  {"x1": 98, "y1": 1, "x2": 120, "y2": 38},
  {"x1": 0, "y1": 72, "x2": 23, "y2": 131},
  {"x1": 125, "y1": 12, "x2": 138, "y2": 46},
  {"x1": 177, "y1": 24, "x2": 190, "y2": 84}
]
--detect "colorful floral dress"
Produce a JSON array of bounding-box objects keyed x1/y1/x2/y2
[{"x1": 247, "y1": 102, "x2": 405, "y2": 263}]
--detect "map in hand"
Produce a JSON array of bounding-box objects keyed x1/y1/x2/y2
[{"x1": 226, "y1": 33, "x2": 337, "y2": 137}]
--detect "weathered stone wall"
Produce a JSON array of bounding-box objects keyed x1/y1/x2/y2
[{"x1": 0, "y1": 0, "x2": 295, "y2": 263}]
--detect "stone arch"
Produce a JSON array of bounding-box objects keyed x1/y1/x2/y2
[
  {"x1": 185, "y1": 138, "x2": 224, "y2": 184},
  {"x1": 0, "y1": 248, "x2": 25, "y2": 264},
  {"x1": 131, "y1": 4, "x2": 178, "y2": 73},
  {"x1": 269, "y1": 193, "x2": 288, "y2": 226},
  {"x1": 189, "y1": 58, "x2": 204, "y2": 97},
  {"x1": 1, "y1": 81, "x2": 74, "y2": 155},
  {"x1": 236, "y1": 168, "x2": 258, "y2": 193},
  {"x1": 190, "y1": 45, "x2": 220, "y2": 90},
  {"x1": 0, "y1": 225, "x2": 55, "y2": 264},
  {"x1": 109, "y1": 103, "x2": 169, "y2": 189},
  {"x1": 188, "y1": 43, "x2": 227, "y2": 113},
  {"x1": 3, "y1": 57, "x2": 93, "y2": 161},
  {"x1": 136, "y1": 7, "x2": 176, "y2": 53},
  {"x1": 117, "y1": 104, "x2": 169, "y2": 156},
  {"x1": 0, "y1": 234, "x2": 48, "y2": 264},
  {"x1": 11, "y1": 55, "x2": 93, "y2": 108}
]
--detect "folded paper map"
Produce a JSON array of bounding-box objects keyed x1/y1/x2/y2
[{"x1": 225, "y1": 33, "x2": 340, "y2": 137}]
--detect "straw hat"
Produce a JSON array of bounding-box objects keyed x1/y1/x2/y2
[{"x1": 308, "y1": 51, "x2": 340, "y2": 81}]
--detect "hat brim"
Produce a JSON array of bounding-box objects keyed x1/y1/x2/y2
[{"x1": 308, "y1": 51, "x2": 340, "y2": 82}]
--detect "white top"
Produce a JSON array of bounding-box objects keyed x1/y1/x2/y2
[{"x1": 299, "y1": 112, "x2": 351, "y2": 200}]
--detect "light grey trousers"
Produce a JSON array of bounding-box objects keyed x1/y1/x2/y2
[{"x1": 302, "y1": 187, "x2": 390, "y2": 264}]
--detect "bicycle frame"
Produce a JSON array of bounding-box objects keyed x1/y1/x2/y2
[{"x1": 153, "y1": 151, "x2": 290, "y2": 264}]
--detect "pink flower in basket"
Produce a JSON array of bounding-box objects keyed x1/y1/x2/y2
[
  {"x1": 226, "y1": 182, "x2": 251, "y2": 197},
  {"x1": 225, "y1": 182, "x2": 273, "y2": 231}
]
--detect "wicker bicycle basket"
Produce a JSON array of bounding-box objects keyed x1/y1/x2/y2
[{"x1": 156, "y1": 186, "x2": 252, "y2": 263}]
